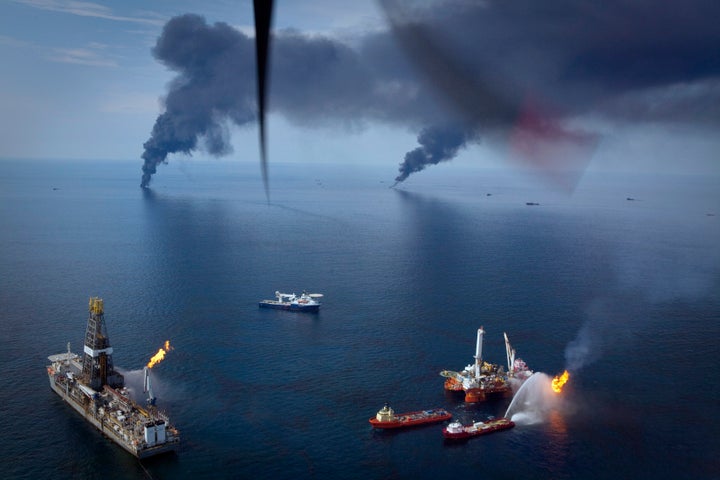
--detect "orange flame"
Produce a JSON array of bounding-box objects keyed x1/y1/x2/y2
[
  {"x1": 551, "y1": 370, "x2": 570, "y2": 393},
  {"x1": 147, "y1": 340, "x2": 173, "y2": 368}
]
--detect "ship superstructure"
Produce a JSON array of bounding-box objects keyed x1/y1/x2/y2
[
  {"x1": 47, "y1": 297, "x2": 179, "y2": 458},
  {"x1": 504, "y1": 332, "x2": 533, "y2": 386}
]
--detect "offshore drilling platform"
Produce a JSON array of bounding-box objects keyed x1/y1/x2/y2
[
  {"x1": 46, "y1": 297, "x2": 179, "y2": 458},
  {"x1": 440, "y1": 327, "x2": 533, "y2": 402}
]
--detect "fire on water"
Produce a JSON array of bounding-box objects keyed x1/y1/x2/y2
[
  {"x1": 147, "y1": 340, "x2": 173, "y2": 368},
  {"x1": 551, "y1": 370, "x2": 570, "y2": 393}
]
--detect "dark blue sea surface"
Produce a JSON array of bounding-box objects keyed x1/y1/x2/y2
[{"x1": 1, "y1": 158, "x2": 718, "y2": 479}]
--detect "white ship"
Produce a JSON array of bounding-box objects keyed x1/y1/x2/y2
[{"x1": 259, "y1": 291, "x2": 323, "y2": 312}]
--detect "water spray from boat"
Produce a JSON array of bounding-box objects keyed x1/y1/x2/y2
[{"x1": 504, "y1": 372, "x2": 566, "y2": 425}]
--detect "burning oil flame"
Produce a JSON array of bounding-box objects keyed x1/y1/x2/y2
[
  {"x1": 551, "y1": 370, "x2": 570, "y2": 393},
  {"x1": 147, "y1": 340, "x2": 173, "y2": 368}
]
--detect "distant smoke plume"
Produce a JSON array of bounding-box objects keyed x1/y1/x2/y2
[
  {"x1": 564, "y1": 319, "x2": 601, "y2": 373},
  {"x1": 393, "y1": 125, "x2": 473, "y2": 185},
  {"x1": 142, "y1": 2, "x2": 720, "y2": 186},
  {"x1": 141, "y1": 14, "x2": 255, "y2": 188},
  {"x1": 564, "y1": 298, "x2": 638, "y2": 374}
]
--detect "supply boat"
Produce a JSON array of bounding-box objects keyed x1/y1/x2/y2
[
  {"x1": 442, "y1": 417, "x2": 515, "y2": 440},
  {"x1": 47, "y1": 297, "x2": 179, "y2": 458},
  {"x1": 369, "y1": 403, "x2": 452, "y2": 429},
  {"x1": 259, "y1": 291, "x2": 322, "y2": 312},
  {"x1": 440, "y1": 327, "x2": 532, "y2": 402}
]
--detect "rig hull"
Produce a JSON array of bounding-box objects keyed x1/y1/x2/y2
[{"x1": 47, "y1": 369, "x2": 177, "y2": 458}]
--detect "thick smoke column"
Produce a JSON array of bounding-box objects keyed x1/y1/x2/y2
[
  {"x1": 141, "y1": 14, "x2": 256, "y2": 188},
  {"x1": 142, "y1": 2, "x2": 720, "y2": 187},
  {"x1": 393, "y1": 125, "x2": 472, "y2": 185},
  {"x1": 140, "y1": 14, "x2": 409, "y2": 187},
  {"x1": 383, "y1": 0, "x2": 720, "y2": 184}
]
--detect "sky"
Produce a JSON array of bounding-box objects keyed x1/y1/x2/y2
[{"x1": 1, "y1": 0, "x2": 719, "y2": 186}]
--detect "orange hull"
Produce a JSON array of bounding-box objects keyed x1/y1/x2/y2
[
  {"x1": 464, "y1": 388, "x2": 485, "y2": 402},
  {"x1": 444, "y1": 378, "x2": 464, "y2": 391},
  {"x1": 465, "y1": 385, "x2": 511, "y2": 402}
]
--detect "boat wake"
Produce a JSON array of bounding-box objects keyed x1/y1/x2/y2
[{"x1": 504, "y1": 372, "x2": 561, "y2": 425}]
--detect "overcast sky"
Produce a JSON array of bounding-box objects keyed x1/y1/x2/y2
[{"x1": 1, "y1": 0, "x2": 718, "y2": 185}]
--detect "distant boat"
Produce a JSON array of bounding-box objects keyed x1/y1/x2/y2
[
  {"x1": 442, "y1": 417, "x2": 514, "y2": 440},
  {"x1": 369, "y1": 404, "x2": 452, "y2": 429},
  {"x1": 526, "y1": 202, "x2": 540, "y2": 206},
  {"x1": 259, "y1": 291, "x2": 322, "y2": 312}
]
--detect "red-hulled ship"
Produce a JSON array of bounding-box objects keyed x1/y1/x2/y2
[
  {"x1": 442, "y1": 417, "x2": 515, "y2": 440},
  {"x1": 369, "y1": 404, "x2": 452, "y2": 429}
]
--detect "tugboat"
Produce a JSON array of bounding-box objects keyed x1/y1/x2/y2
[
  {"x1": 259, "y1": 291, "x2": 323, "y2": 312},
  {"x1": 442, "y1": 417, "x2": 515, "y2": 440},
  {"x1": 369, "y1": 403, "x2": 452, "y2": 429}
]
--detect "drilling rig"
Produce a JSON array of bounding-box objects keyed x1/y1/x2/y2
[{"x1": 80, "y1": 297, "x2": 124, "y2": 390}]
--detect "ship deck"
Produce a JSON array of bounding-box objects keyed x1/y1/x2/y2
[{"x1": 48, "y1": 354, "x2": 179, "y2": 458}]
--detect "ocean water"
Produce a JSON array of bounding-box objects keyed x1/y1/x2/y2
[{"x1": 1, "y1": 158, "x2": 718, "y2": 479}]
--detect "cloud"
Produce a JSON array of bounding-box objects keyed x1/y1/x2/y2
[
  {"x1": 0, "y1": 34, "x2": 32, "y2": 48},
  {"x1": 141, "y1": 1, "x2": 720, "y2": 186},
  {"x1": 100, "y1": 92, "x2": 160, "y2": 114},
  {"x1": 48, "y1": 46, "x2": 117, "y2": 67},
  {"x1": 595, "y1": 78, "x2": 720, "y2": 125},
  {"x1": 12, "y1": 0, "x2": 164, "y2": 26},
  {"x1": 1, "y1": 33, "x2": 118, "y2": 68}
]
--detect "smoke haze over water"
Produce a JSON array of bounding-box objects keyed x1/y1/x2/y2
[
  {"x1": 564, "y1": 202, "x2": 720, "y2": 374},
  {"x1": 142, "y1": 2, "x2": 720, "y2": 186}
]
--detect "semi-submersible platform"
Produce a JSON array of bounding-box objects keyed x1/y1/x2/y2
[{"x1": 46, "y1": 297, "x2": 179, "y2": 458}]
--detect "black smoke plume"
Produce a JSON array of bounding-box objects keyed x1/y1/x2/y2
[
  {"x1": 393, "y1": 126, "x2": 473, "y2": 185},
  {"x1": 141, "y1": 14, "x2": 255, "y2": 188},
  {"x1": 142, "y1": 2, "x2": 720, "y2": 187}
]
